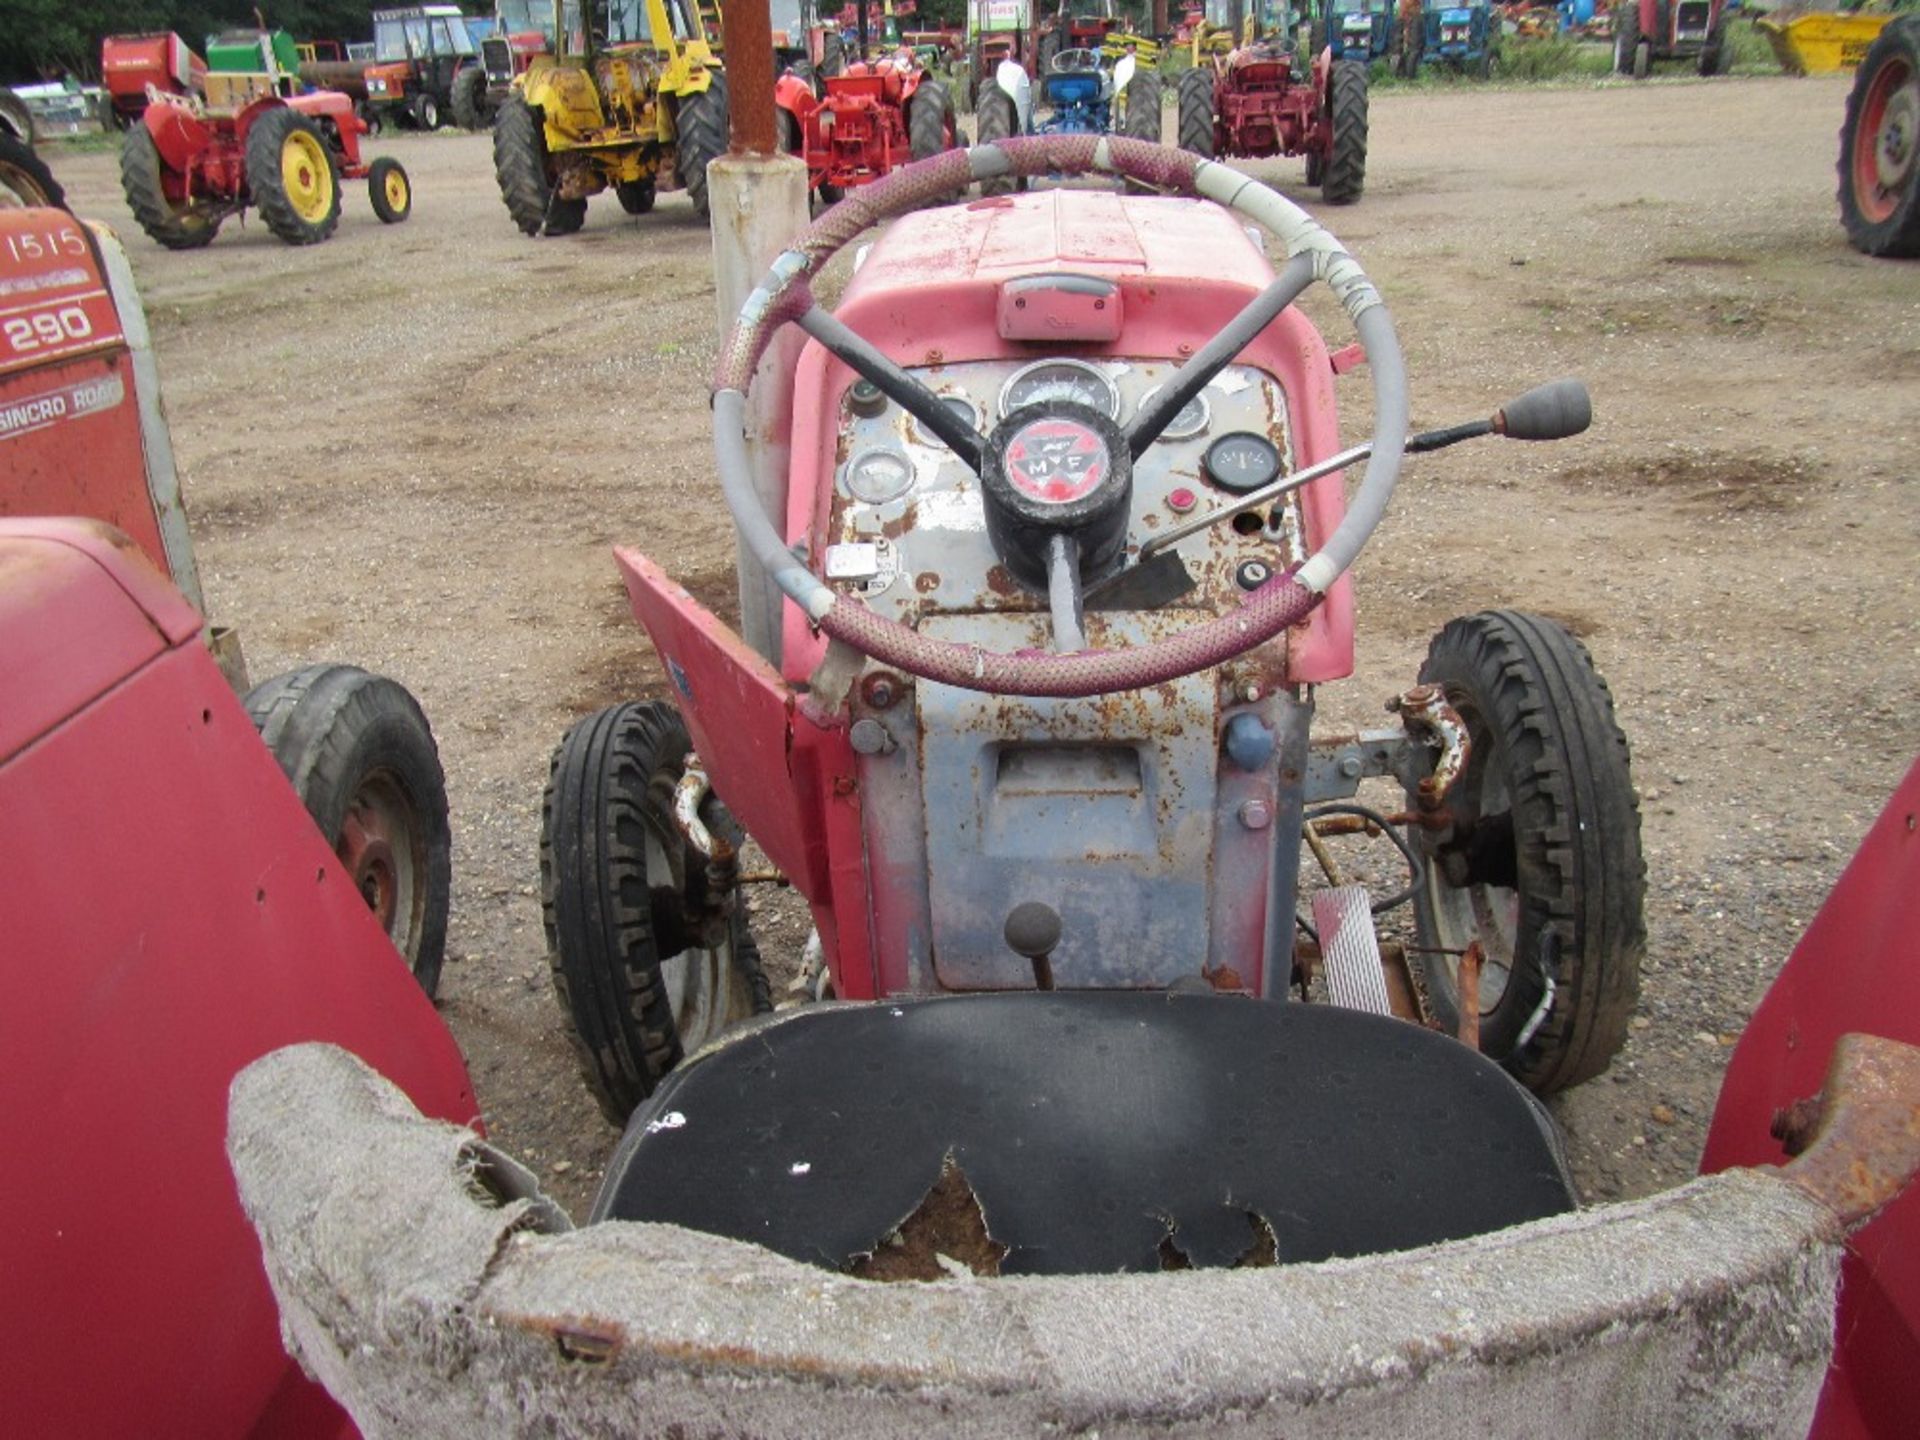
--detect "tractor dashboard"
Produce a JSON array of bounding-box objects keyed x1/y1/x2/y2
[{"x1": 822, "y1": 357, "x2": 1306, "y2": 626}]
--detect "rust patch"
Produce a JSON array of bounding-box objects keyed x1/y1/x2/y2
[
  {"x1": 914, "y1": 571, "x2": 940, "y2": 593},
  {"x1": 1157, "y1": 1232, "x2": 1192, "y2": 1270},
  {"x1": 848, "y1": 1158, "x2": 1007, "y2": 1282},
  {"x1": 1236, "y1": 1213, "x2": 1278, "y2": 1268},
  {"x1": 983, "y1": 564, "x2": 1019, "y2": 597},
  {"x1": 1202, "y1": 963, "x2": 1244, "y2": 992},
  {"x1": 1779, "y1": 1033, "x2": 1920, "y2": 1230}
]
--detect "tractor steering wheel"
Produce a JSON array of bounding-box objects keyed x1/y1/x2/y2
[{"x1": 712, "y1": 134, "x2": 1410, "y2": 699}]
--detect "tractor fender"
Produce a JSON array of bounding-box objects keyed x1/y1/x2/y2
[
  {"x1": 773, "y1": 71, "x2": 818, "y2": 125},
  {"x1": 231, "y1": 95, "x2": 288, "y2": 151},
  {"x1": 141, "y1": 97, "x2": 215, "y2": 175}
]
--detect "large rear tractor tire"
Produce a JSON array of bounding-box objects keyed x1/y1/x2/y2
[
  {"x1": 451, "y1": 65, "x2": 491, "y2": 129},
  {"x1": 121, "y1": 123, "x2": 220, "y2": 248},
  {"x1": 975, "y1": 84, "x2": 1023, "y2": 194},
  {"x1": 821, "y1": 29, "x2": 846, "y2": 77},
  {"x1": 1123, "y1": 66, "x2": 1162, "y2": 143},
  {"x1": 1612, "y1": 2, "x2": 1640, "y2": 74},
  {"x1": 1407, "y1": 612, "x2": 1646, "y2": 1096},
  {"x1": 368, "y1": 156, "x2": 411, "y2": 222},
  {"x1": 674, "y1": 76, "x2": 729, "y2": 221},
  {"x1": 909, "y1": 76, "x2": 958, "y2": 160},
  {"x1": 0, "y1": 131, "x2": 65, "y2": 210},
  {"x1": 1839, "y1": 14, "x2": 1920, "y2": 258},
  {"x1": 1320, "y1": 59, "x2": 1368, "y2": 205},
  {"x1": 1176, "y1": 65, "x2": 1215, "y2": 158},
  {"x1": 493, "y1": 94, "x2": 571, "y2": 236},
  {"x1": 247, "y1": 107, "x2": 341, "y2": 245},
  {"x1": 244, "y1": 665, "x2": 453, "y2": 999},
  {"x1": 542, "y1": 701, "x2": 774, "y2": 1123}
]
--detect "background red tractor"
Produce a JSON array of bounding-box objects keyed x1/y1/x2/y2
[
  {"x1": 775, "y1": 53, "x2": 962, "y2": 197},
  {"x1": 1177, "y1": 38, "x2": 1369, "y2": 204},
  {"x1": 114, "y1": 31, "x2": 412, "y2": 249},
  {"x1": 1612, "y1": 0, "x2": 1733, "y2": 77}
]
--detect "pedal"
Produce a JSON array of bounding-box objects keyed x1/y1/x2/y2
[{"x1": 1310, "y1": 885, "x2": 1393, "y2": 1016}]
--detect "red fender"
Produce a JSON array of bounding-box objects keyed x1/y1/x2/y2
[
  {"x1": 141, "y1": 98, "x2": 213, "y2": 178},
  {"x1": 773, "y1": 71, "x2": 818, "y2": 137}
]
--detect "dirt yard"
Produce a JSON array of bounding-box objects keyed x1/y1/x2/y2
[{"x1": 44, "y1": 71, "x2": 1917, "y2": 1219}]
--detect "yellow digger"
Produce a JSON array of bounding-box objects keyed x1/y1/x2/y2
[{"x1": 492, "y1": 0, "x2": 728, "y2": 232}]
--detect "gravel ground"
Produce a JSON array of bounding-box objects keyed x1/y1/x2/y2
[{"x1": 42, "y1": 69, "x2": 1919, "y2": 1221}]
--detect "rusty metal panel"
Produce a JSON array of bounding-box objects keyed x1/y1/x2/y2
[{"x1": 917, "y1": 611, "x2": 1218, "y2": 990}]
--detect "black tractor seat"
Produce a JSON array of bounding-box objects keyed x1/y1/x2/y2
[{"x1": 591, "y1": 991, "x2": 1576, "y2": 1276}]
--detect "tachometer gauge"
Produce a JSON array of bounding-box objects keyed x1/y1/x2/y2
[
  {"x1": 842, "y1": 447, "x2": 915, "y2": 504},
  {"x1": 1137, "y1": 384, "x2": 1212, "y2": 442},
  {"x1": 997, "y1": 358, "x2": 1121, "y2": 421},
  {"x1": 1203, "y1": 431, "x2": 1283, "y2": 493}
]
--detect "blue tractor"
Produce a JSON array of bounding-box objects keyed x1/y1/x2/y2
[
  {"x1": 1321, "y1": 0, "x2": 1398, "y2": 64},
  {"x1": 1402, "y1": 0, "x2": 1498, "y2": 77},
  {"x1": 976, "y1": 46, "x2": 1160, "y2": 176}
]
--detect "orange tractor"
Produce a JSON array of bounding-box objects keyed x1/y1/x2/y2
[{"x1": 111, "y1": 29, "x2": 413, "y2": 249}]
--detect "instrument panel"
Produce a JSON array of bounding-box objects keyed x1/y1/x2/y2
[{"x1": 823, "y1": 357, "x2": 1308, "y2": 623}]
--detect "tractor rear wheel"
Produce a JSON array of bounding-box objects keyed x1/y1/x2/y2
[
  {"x1": 1123, "y1": 67, "x2": 1162, "y2": 142},
  {"x1": 451, "y1": 65, "x2": 490, "y2": 129},
  {"x1": 821, "y1": 29, "x2": 846, "y2": 77},
  {"x1": 493, "y1": 94, "x2": 564, "y2": 236},
  {"x1": 1612, "y1": 2, "x2": 1640, "y2": 74},
  {"x1": 1320, "y1": 59, "x2": 1368, "y2": 205},
  {"x1": 615, "y1": 178, "x2": 655, "y2": 214},
  {"x1": 120, "y1": 123, "x2": 219, "y2": 249},
  {"x1": 1407, "y1": 612, "x2": 1646, "y2": 1096},
  {"x1": 909, "y1": 77, "x2": 958, "y2": 160},
  {"x1": 542, "y1": 701, "x2": 774, "y2": 1123},
  {"x1": 674, "y1": 77, "x2": 728, "y2": 221},
  {"x1": 0, "y1": 131, "x2": 65, "y2": 210},
  {"x1": 368, "y1": 156, "x2": 411, "y2": 222},
  {"x1": 1840, "y1": 15, "x2": 1920, "y2": 257},
  {"x1": 1176, "y1": 66, "x2": 1215, "y2": 158},
  {"x1": 247, "y1": 107, "x2": 342, "y2": 245},
  {"x1": 976, "y1": 84, "x2": 1022, "y2": 194},
  {"x1": 244, "y1": 665, "x2": 453, "y2": 999}
]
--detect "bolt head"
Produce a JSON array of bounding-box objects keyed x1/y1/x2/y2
[
  {"x1": 1339, "y1": 755, "x2": 1363, "y2": 778},
  {"x1": 1238, "y1": 799, "x2": 1273, "y2": 830}
]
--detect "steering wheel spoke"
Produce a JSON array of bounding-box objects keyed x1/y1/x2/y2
[{"x1": 797, "y1": 306, "x2": 989, "y2": 472}]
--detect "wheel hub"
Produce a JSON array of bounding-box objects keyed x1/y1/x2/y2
[
  {"x1": 339, "y1": 804, "x2": 399, "y2": 930},
  {"x1": 1877, "y1": 82, "x2": 1917, "y2": 192}
]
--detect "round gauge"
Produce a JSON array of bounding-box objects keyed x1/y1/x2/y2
[
  {"x1": 1137, "y1": 384, "x2": 1212, "y2": 442},
  {"x1": 997, "y1": 358, "x2": 1121, "y2": 422},
  {"x1": 910, "y1": 392, "x2": 982, "y2": 447},
  {"x1": 1203, "y1": 431, "x2": 1283, "y2": 493},
  {"x1": 842, "y1": 447, "x2": 915, "y2": 504}
]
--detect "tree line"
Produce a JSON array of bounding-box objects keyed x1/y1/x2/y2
[{"x1": 6, "y1": 2, "x2": 411, "y2": 83}]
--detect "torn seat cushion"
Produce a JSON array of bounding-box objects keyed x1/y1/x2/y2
[{"x1": 591, "y1": 991, "x2": 1576, "y2": 1275}]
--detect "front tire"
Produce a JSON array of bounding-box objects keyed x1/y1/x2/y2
[
  {"x1": 368, "y1": 156, "x2": 411, "y2": 222},
  {"x1": 246, "y1": 107, "x2": 341, "y2": 245},
  {"x1": 1321, "y1": 59, "x2": 1368, "y2": 204},
  {"x1": 975, "y1": 83, "x2": 1021, "y2": 194},
  {"x1": 1839, "y1": 14, "x2": 1920, "y2": 257},
  {"x1": 493, "y1": 94, "x2": 560, "y2": 236},
  {"x1": 1407, "y1": 612, "x2": 1646, "y2": 1096},
  {"x1": 1123, "y1": 66, "x2": 1162, "y2": 142},
  {"x1": 674, "y1": 77, "x2": 729, "y2": 221},
  {"x1": 451, "y1": 65, "x2": 489, "y2": 129},
  {"x1": 615, "y1": 178, "x2": 655, "y2": 214},
  {"x1": 413, "y1": 91, "x2": 441, "y2": 130},
  {"x1": 542, "y1": 702, "x2": 774, "y2": 1123},
  {"x1": 1612, "y1": 2, "x2": 1640, "y2": 74},
  {"x1": 1176, "y1": 65, "x2": 1215, "y2": 158},
  {"x1": 908, "y1": 76, "x2": 957, "y2": 160},
  {"x1": 244, "y1": 666, "x2": 452, "y2": 998}
]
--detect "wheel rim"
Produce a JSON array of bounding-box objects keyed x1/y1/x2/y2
[
  {"x1": 0, "y1": 162, "x2": 50, "y2": 208},
  {"x1": 383, "y1": 167, "x2": 409, "y2": 211},
  {"x1": 280, "y1": 130, "x2": 334, "y2": 222},
  {"x1": 1855, "y1": 55, "x2": 1918, "y2": 226},
  {"x1": 1418, "y1": 703, "x2": 1517, "y2": 1017},
  {"x1": 641, "y1": 782, "x2": 734, "y2": 1053},
  {"x1": 336, "y1": 770, "x2": 424, "y2": 963}
]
